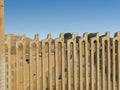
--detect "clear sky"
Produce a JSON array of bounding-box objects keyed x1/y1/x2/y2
[{"x1": 4, "y1": 0, "x2": 120, "y2": 39}]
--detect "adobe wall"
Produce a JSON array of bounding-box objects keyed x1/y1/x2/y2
[{"x1": 5, "y1": 32, "x2": 120, "y2": 90}]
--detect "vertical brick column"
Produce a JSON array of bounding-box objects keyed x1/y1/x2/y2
[
  {"x1": 112, "y1": 38, "x2": 115, "y2": 90},
  {"x1": 67, "y1": 36, "x2": 71, "y2": 90},
  {"x1": 55, "y1": 34, "x2": 65, "y2": 90},
  {"x1": 0, "y1": 0, "x2": 5, "y2": 90},
  {"x1": 117, "y1": 33, "x2": 120, "y2": 90},
  {"x1": 90, "y1": 33, "x2": 100, "y2": 90},
  {"x1": 90, "y1": 39, "x2": 94, "y2": 90},
  {"x1": 79, "y1": 39, "x2": 83, "y2": 90},
  {"x1": 84, "y1": 33, "x2": 88, "y2": 90}
]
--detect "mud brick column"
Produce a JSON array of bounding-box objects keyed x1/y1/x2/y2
[{"x1": 0, "y1": 0, "x2": 5, "y2": 90}]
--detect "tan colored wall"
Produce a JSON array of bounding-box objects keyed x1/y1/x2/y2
[
  {"x1": 5, "y1": 32, "x2": 120, "y2": 90},
  {"x1": 0, "y1": 0, "x2": 5, "y2": 90}
]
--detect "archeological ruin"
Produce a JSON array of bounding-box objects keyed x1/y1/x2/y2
[{"x1": 1, "y1": 0, "x2": 120, "y2": 90}]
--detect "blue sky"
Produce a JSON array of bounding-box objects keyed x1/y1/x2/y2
[{"x1": 4, "y1": 0, "x2": 120, "y2": 39}]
